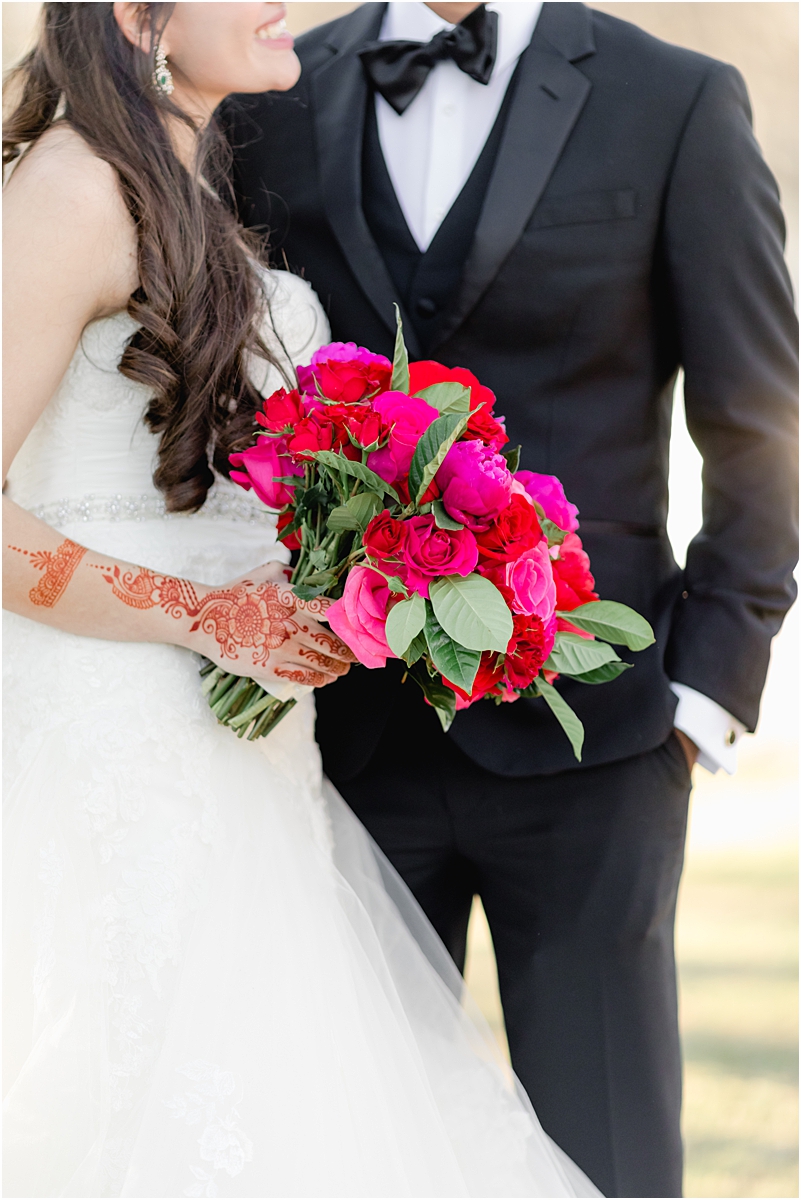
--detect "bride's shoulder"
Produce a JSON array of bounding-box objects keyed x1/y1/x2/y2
[
  {"x1": 259, "y1": 268, "x2": 331, "y2": 365},
  {"x1": 6, "y1": 125, "x2": 129, "y2": 226},
  {"x1": 4, "y1": 125, "x2": 137, "y2": 308}
]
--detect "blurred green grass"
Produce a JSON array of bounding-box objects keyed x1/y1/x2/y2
[{"x1": 464, "y1": 838, "x2": 798, "y2": 1198}]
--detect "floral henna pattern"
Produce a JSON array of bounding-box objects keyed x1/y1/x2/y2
[
  {"x1": 9, "y1": 539, "x2": 87, "y2": 608},
  {"x1": 97, "y1": 567, "x2": 308, "y2": 667},
  {"x1": 274, "y1": 665, "x2": 329, "y2": 687}
]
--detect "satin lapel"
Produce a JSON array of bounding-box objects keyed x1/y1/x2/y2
[
  {"x1": 434, "y1": 11, "x2": 594, "y2": 347},
  {"x1": 311, "y1": 5, "x2": 421, "y2": 356}
]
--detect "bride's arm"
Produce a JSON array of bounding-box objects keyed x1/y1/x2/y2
[{"x1": 3, "y1": 130, "x2": 353, "y2": 688}]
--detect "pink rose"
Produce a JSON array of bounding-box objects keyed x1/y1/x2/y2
[
  {"x1": 436, "y1": 440, "x2": 513, "y2": 531},
  {"x1": 326, "y1": 566, "x2": 396, "y2": 670},
  {"x1": 229, "y1": 436, "x2": 302, "y2": 509},
  {"x1": 367, "y1": 392, "x2": 440, "y2": 485},
  {"x1": 515, "y1": 471, "x2": 579, "y2": 533},
  {"x1": 402, "y1": 515, "x2": 478, "y2": 598},
  {"x1": 505, "y1": 540, "x2": 557, "y2": 619}
]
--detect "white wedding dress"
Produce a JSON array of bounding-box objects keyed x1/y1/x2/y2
[{"x1": 3, "y1": 270, "x2": 601, "y2": 1198}]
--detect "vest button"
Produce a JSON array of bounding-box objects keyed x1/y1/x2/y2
[{"x1": 415, "y1": 297, "x2": 437, "y2": 318}]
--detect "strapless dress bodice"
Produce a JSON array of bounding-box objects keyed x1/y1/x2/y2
[{"x1": 5, "y1": 270, "x2": 330, "y2": 585}]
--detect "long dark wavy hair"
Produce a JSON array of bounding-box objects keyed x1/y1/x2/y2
[{"x1": 3, "y1": 2, "x2": 283, "y2": 512}]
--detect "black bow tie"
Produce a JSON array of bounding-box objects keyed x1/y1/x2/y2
[{"x1": 359, "y1": 5, "x2": 499, "y2": 116}]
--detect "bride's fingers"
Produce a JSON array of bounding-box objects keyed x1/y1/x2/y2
[
  {"x1": 297, "y1": 645, "x2": 351, "y2": 677},
  {"x1": 273, "y1": 662, "x2": 332, "y2": 688}
]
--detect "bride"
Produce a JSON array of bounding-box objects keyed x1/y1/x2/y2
[{"x1": 3, "y1": 4, "x2": 600, "y2": 1195}]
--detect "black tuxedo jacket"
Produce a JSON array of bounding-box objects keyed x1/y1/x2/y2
[{"x1": 225, "y1": 2, "x2": 797, "y2": 778}]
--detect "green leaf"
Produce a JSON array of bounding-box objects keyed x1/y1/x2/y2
[
  {"x1": 535, "y1": 678, "x2": 584, "y2": 760},
  {"x1": 555, "y1": 600, "x2": 655, "y2": 652},
  {"x1": 432, "y1": 499, "x2": 464, "y2": 530},
  {"x1": 402, "y1": 630, "x2": 428, "y2": 666},
  {"x1": 502, "y1": 444, "x2": 522, "y2": 473},
  {"x1": 308, "y1": 547, "x2": 329, "y2": 571},
  {"x1": 386, "y1": 576, "x2": 408, "y2": 594},
  {"x1": 407, "y1": 411, "x2": 469, "y2": 504},
  {"x1": 570, "y1": 661, "x2": 633, "y2": 685},
  {"x1": 413, "y1": 381, "x2": 471, "y2": 415},
  {"x1": 429, "y1": 573, "x2": 513, "y2": 653},
  {"x1": 390, "y1": 303, "x2": 409, "y2": 393},
  {"x1": 424, "y1": 608, "x2": 481, "y2": 694},
  {"x1": 311, "y1": 451, "x2": 400, "y2": 502},
  {"x1": 540, "y1": 516, "x2": 567, "y2": 545},
  {"x1": 544, "y1": 631, "x2": 621, "y2": 677},
  {"x1": 326, "y1": 491, "x2": 383, "y2": 532},
  {"x1": 385, "y1": 592, "x2": 427, "y2": 658},
  {"x1": 296, "y1": 568, "x2": 336, "y2": 587},
  {"x1": 407, "y1": 663, "x2": 457, "y2": 732},
  {"x1": 293, "y1": 581, "x2": 332, "y2": 600}
]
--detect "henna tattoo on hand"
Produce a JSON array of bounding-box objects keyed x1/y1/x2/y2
[
  {"x1": 274, "y1": 665, "x2": 329, "y2": 687},
  {"x1": 96, "y1": 567, "x2": 309, "y2": 668},
  {"x1": 8, "y1": 539, "x2": 87, "y2": 608},
  {"x1": 298, "y1": 646, "x2": 351, "y2": 676},
  {"x1": 308, "y1": 628, "x2": 359, "y2": 662}
]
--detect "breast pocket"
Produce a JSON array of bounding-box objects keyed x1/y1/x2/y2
[{"x1": 530, "y1": 188, "x2": 637, "y2": 230}]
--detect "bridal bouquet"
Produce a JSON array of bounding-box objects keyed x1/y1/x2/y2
[{"x1": 202, "y1": 312, "x2": 653, "y2": 756}]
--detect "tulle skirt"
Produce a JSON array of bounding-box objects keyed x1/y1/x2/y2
[{"x1": 3, "y1": 610, "x2": 600, "y2": 1197}]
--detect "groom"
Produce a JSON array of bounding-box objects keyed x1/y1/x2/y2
[{"x1": 224, "y1": 3, "x2": 798, "y2": 1194}]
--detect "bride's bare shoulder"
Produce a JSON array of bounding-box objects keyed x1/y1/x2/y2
[{"x1": 4, "y1": 124, "x2": 137, "y2": 307}]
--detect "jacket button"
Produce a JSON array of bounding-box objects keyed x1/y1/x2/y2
[
  {"x1": 725, "y1": 728, "x2": 737, "y2": 746},
  {"x1": 681, "y1": 590, "x2": 689, "y2": 599},
  {"x1": 415, "y1": 297, "x2": 437, "y2": 318}
]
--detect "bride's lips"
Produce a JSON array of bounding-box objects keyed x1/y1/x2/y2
[{"x1": 255, "y1": 9, "x2": 294, "y2": 51}]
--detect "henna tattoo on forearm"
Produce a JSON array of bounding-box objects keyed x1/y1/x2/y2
[{"x1": 8, "y1": 539, "x2": 87, "y2": 608}]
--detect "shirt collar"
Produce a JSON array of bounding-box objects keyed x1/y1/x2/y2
[{"x1": 381, "y1": 2, "x2": 543, "y2": 74}]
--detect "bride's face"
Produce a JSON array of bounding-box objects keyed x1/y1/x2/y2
[{"x1": 117, "y1": 3, "x2": 300, "y2": 111}]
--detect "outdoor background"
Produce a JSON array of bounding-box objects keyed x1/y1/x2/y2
[{"x1": 3, "y1": 3, "x2": 798, "y2": 1196}]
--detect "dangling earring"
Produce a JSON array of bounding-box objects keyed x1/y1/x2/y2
[{"x1": 152, "y1": 44, "x2": 173, "y2": 96}]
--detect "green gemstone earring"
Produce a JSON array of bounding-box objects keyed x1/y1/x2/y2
[{"x1": 152, "y1": 44, "x2": 173, "y2": 96}]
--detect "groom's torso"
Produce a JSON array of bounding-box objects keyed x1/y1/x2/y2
[{"x1": 227, "y1": 3, "x2": 727, "y2": 777}]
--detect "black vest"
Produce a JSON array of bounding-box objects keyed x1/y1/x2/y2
[{"x1": 361, "y1": 68, "x2": 520, "y2": 356}]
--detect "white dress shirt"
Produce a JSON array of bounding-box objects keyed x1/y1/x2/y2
[{"x1": 376, "y1": 1, "x2": 745, "y2": 773}]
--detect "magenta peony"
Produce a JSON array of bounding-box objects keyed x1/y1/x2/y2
[
  {"x1": 436, "y1": 440, "x2": 513, "y2": 531},
  {"x1": 402, "y1": 515, "x2": 478, "y2": 598},
  {"x1": 367, "y1": 392, "x2": 440, "y2": 484},
  {"x1": 229, "y1": 436, "x2": 302, "y2": 509},
  {"x1": 515, "y1": 471, "x2": 579, "y2": 533},
  {"x1": 505, "y1": 540, "x2": 557, "y2": 619},
  {"x1": 326, "y1": 566, "x2": 396, "y2": 669}
]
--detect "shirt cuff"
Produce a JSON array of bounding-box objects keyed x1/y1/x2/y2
[{"x1": 669, "y1": 682, "x2": 747, "y2": 775}]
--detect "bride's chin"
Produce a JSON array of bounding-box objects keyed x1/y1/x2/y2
[{"x1": 248, "y1": 49, "x2": 301, "y2": 95}]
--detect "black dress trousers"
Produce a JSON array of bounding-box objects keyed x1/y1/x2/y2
[{"x1": 334, "y1": 676, "x2": 692, "y2": 1199}]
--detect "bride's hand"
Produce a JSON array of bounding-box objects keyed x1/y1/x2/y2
[{"x1": 184, "y1": 561, "x2": 357, "y2": 687}]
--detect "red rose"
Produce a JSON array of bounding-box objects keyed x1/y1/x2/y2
[
  {"x1": 256, "y1": 387, "x2": 305, "y2": 433},
  {"x1": 363, "y1": 511, "x2": 407, "y2": 570},
  {"x1": 503, "y1": 613, "x2": 556, "y2": 689},
  {"x1": 552, "y1": 532, "x2": 599, "y2": 611},
  {"x1": 343, "y1": 406, "x2": 386, "y2": 451},
  {"x1": 287, "y1": 413, "x2": 337, "y2": 461},
  {"x1": 408, "y1": 362, "x2": 496, "y2": 416},
  {"x1": 277, "y1": 510, "x2": 301, "y2": 552},
  {"x1": 474, "y1": 493, "x2": 543, "y2": 564},
  {"x1": 316, "y1": 357, "x2": 391, "y2": 403},
  {"x1": 466, "y1": 403, "x2": 509, "y2": 448}
]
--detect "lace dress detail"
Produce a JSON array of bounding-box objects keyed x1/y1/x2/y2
[{"x1": 3, "y1": 271, "x2": 599, "y2": 1198}]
